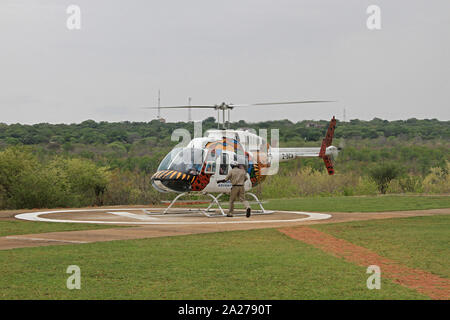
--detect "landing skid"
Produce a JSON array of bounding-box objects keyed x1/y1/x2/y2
[{"x1": 146, "y1": 192, "x2": 273, "y2": 217}]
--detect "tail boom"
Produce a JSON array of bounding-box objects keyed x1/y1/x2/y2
[{"x1": 272, "y1": 116, "x2": 337, "y2": 175}]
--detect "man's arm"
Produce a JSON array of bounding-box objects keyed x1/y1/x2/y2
[
  {"x1": 243, "y1": 168, "x2": 249, "y2": 182},
  {"x1": 217, "y1": 171, "x2": 232, "y2": 184}
]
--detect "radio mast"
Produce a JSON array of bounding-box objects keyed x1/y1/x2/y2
[
  {"x1": 156, "y1": 90, "x2": 166, "y2": 123},
  {"x1": 157, "y1": 90, "x2": 161, "y2": 120},
  {"x1": 188, "y1": 97, "x2": 192, "y2": 122}
]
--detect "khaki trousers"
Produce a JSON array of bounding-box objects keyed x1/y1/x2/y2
[{"x1": 229, "y1": 186, "x2": 250, "y2": 214}]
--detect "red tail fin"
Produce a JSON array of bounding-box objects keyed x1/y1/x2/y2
[
  {"x1": 319, "y1": 116, "x2": 336, "y2": 175},
  {"x1": 322, "y1": 156, "x2": 335, "y2": 175}
]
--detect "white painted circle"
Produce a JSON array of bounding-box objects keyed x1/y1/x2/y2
[{"x1": 15, "y1": 208, "x2": 331, "y2": 225}]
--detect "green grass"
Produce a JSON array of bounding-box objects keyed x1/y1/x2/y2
[
  {"x1": 313, "y1": 215, "x2": 450, "y2": 278},
  {"x1": 261, "y1": 195, "x2": 450, "y2": 212},
  {"x1": 0, "y1": 228, "x2": 427, "y2": 299},
  {"x1": 0, "y1": 220, "x2": 123, "y2": 238},
  {"x1": 205, "y1": 195, "x2": 450, "y2": 212}
]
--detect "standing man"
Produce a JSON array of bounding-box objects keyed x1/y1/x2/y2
[{"x1": 218, "y1": 161, "x2": 251, "y2": 218}]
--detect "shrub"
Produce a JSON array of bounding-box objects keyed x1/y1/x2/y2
[
  {"x1": 51, "y1": 157, "x2": 110, "y2": 207},
  {"x1": 103, "y1": 169, "x2": 160, "y2": 205},
  {"x1": 368, "y1": 163, "x2": 404, "y2": 194},
  {"x1": 261, "y1": 167, "x2": 378, "y2": 198},
  {"x1": 398, "y1": 176, "x2": 424, "y2": 193},
  {"x1": 422, "y1": 161, "x2": 450, "y2": 193},
  {"x1": 0, "y1": 148, "x2": 112, "y2": 209}
]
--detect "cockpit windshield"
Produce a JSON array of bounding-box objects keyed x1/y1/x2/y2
[{"x1": 157, "y1": 148, "x2": 204, "y2": 175}]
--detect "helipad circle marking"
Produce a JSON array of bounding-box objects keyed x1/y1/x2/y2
[{"x1": 15, "y1": 208, "x2": 331, "y2": 225}]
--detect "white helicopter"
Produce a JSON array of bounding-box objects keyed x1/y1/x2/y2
[{"x1": 146, "y1": 101, "x2": 339, "y2": 216}]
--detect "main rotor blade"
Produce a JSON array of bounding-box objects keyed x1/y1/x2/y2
[
  {"x1": 141, "y1": 100, "x2": 336, "y2": 110},
  {"x1": 230, "y1": 100, "x2": 336, "y2": 107},
  {"x1": 141, "y1": 105, "x2": 217, "y2": 110}
]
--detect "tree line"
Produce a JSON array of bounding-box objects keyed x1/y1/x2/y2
[{"x1": 1, "y1": 117, "x2": 448, "y2": 147}]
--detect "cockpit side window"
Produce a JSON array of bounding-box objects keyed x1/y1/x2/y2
[
  {"x1": 157, "y1": 148, "x2": 204, "y2": 175},
  {"x1": 206, "y1": 149, "x2": 217, "y2": 161},
  {"x1": 157, "y1": 148, "x2": 182, "y2": 171}
]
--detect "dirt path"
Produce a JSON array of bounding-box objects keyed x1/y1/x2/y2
[
  {"x1": 279, "y1": 226, "x2": 450, "y2": 300},
  {"x1": 0, "y1": 207, "x2": 448, "y2": 251}
]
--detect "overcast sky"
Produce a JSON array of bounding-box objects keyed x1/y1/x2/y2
[{"x1": 1, "y1": 0, "x2": 449, "y2": 124}]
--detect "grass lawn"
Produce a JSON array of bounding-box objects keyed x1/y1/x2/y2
[
  {"x1": 262, "y1": 195, "x2": 450, "y2": 212},
  {"x1": 313, "y1": 215, "x2": 450, "y2": 278},
  {"x1": 203, "y1": 195, "x2": 450, "y2": 212},
  {"x1": 0, "y1": 220, "x2": 124, "y2": 238},
  {"x1": 0, "y1": 228, "x2": 427, "y2": 299}
]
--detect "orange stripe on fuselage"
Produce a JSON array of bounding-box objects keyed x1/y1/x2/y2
[
  {"x1": 169, "y1": 171, "x2": 177, "y2": 179},
  {"x1": 162, "y1": 171, "x2": 173, "y2": 178}
]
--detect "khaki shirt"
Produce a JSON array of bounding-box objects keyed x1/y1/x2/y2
[{"x1": 225, "y1": 167, "x2": 248, "y2": 186}]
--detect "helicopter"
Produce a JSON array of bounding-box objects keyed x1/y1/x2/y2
[{"x1": 145, "y1": 100, "x2": 340, "y2": 216}]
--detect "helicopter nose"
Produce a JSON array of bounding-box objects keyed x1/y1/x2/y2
[
  {"x1": 151, "y1": 170, "x2": 195, "y2": 182},
  {"x1": 151, "y1": 170, "x2": 196, "y2": 192}
]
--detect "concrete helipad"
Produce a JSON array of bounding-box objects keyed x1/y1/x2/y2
[{"x1": 14, "y1": 207, "x2": 331, "y2": 225}]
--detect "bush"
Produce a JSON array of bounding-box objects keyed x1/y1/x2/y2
[
  {"x1": 368, "y1": 163, "x2": 404, "y2": 194},
  {"x1": 0, "y1": 147, "x2": 71, "y2": 208},
  {"x1": 0, "y1": 148, "x2": 112, "y2": 209},
  {"x1": 103, "y1": 169, "x2": 160, "y2": 205},
  {"x1": 8, "y1": 167, "x2": 70, "y2": 209},
  {"x1": 51, "y1": 157, "x2": 110, "y2": 206},
  {"x1": 422, "y1": 161, "x2": 450, "y2": 193},
  {"x1": 261, "y1": 167, "x2": 378, "y2": 198},
  {"x1": 398, "y1": 176, "x2": 424, "y2": 193}
]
